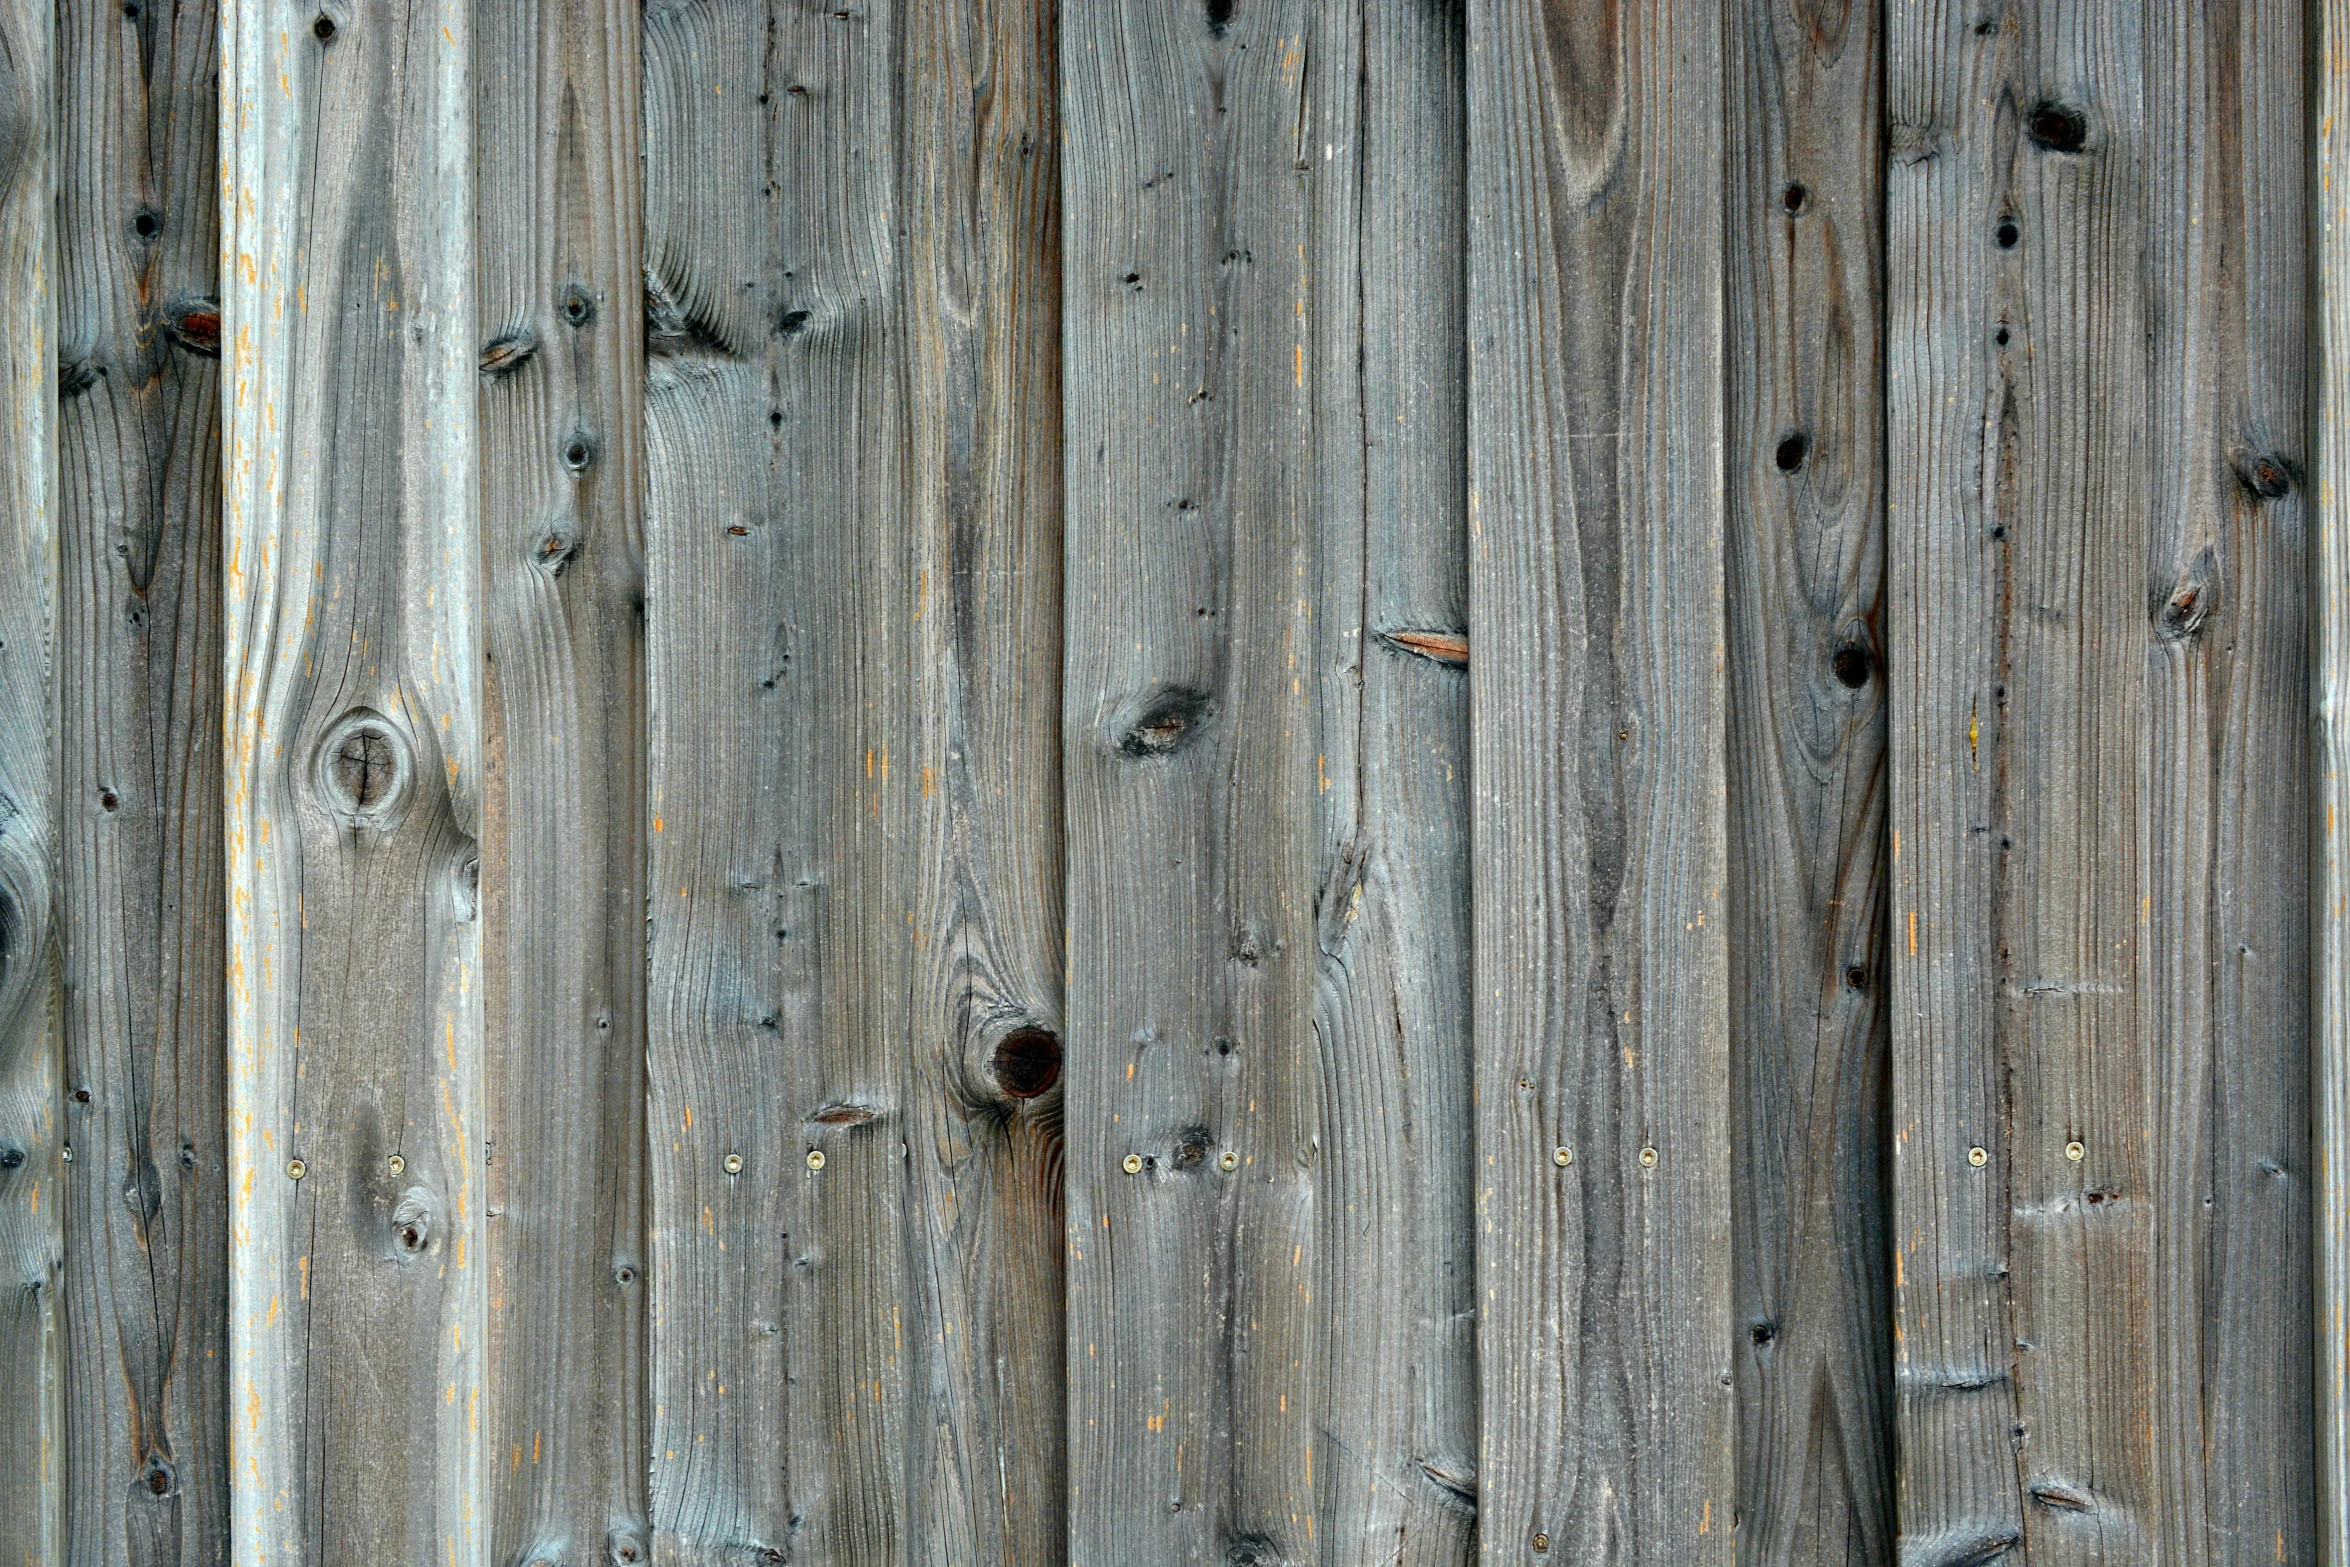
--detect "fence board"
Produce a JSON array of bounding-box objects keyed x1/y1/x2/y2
[
  {"x1": 1311, "y1": 3, "x2": 1478, "y2": 1562},
  {"x1": 1463, "y1": 0, "x2": 1732, "y2": 1561},
  {"x1": 474, "y1": 5, "x2": 649, "y2": 1565},
  {"x1": 1723, "y1": 0, "x2": 1894, "y2": 1561},
  {"x1": 55, "y1": 0, "x2": 226, "y2": 1561},
  {"x1": 2143, "y1": 3, "x2": 2312, "y2": 1561},
  {"x1": 2317, "y1": 4, "x2": 2350, "y2": 1561},
  {"x1": 1887, "y1": 6, "x2": 2165, "y2": 1559},
  {"x1": 644, "y1": 1, "x2": 1063, "y2": 1559},
  {"x1": 0, "y1": 0, "x2": 58, "y2": 1559},
  {"x1": 221, "y1": 1, "x2": 483, "y2": 1562}
]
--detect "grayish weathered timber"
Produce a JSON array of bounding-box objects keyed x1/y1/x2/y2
[
  {"x1": 2143, "y1": 3, "x2": 2312, "y2": 1560},
  {"x1": 221, "y1": 1, "x2": 483, "y2": 1562},
  {"x1": 55, "y1": 0, "x2": 226, "y2": 1561},
  {"x1": 0, "y1": 0, "x2": 57, "y2": 1558},
  {"x1": 1463, "y1": 0, "x2": 1732, "y2": 1561},
  {"x1": 2317, "y1": 4, "x2": 2350, "y2": 1563},
  {"x1": 1061, "y1": 0, "x2": 1477, "y2": 1558},
  {"x1": 643, "y1": 0, "x2": 1065, "y2": 1559},
  {"x1": 1724, "y1": 0, "x2": 1895, "y2": 1560},
  {"x1": 475, "y1": 4, "x2": 648, "y2": 1564}
]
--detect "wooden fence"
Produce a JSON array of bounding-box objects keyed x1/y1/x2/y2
[{"x1": 0, "y1": 0, "x2": 2341, "y2": 1563}]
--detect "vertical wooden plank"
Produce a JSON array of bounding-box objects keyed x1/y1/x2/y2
[
  {"x1": 0, "y1": 0, "x2": 58, "y2": 1557},
  {"x1": 645, "y1": 0, "x2": 1065, "y2": 1559},
  {"x1": 2145, "y1": 2, "x2": 2313, "y2": 1562},
  {"x1": 1723, "y1": 0, "x2": 1895, "y2": 1560},
  {"x1": 473, "y1": 3, "x2": 648, "y2": 1564},
  {"x1": 1887, "y1": 4, "x2": 2169, "y2": 1559},
  {"x1": 54, "y1": 0, "x2": 228, "y2": 1560},
  {"x1": 221, "y1": 1, "x2": 483, "y2": 1563},
  {"x1": 2317, "y1": 4, "x2": 2350, "y2": 1562},
  {"x1": 1308, "y1": 3, "x2": 1479, "y2": 1563},
  {"x1": 899, "y1": 1, "x2": 1068, "y2": 1561},
  {"x1": 1463, "y1": 0, "x2": 1731, "y2": 1560}
]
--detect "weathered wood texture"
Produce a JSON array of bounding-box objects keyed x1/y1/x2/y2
[
  {"x1": 1059, "y1": 0, "x2": 1475, "y2": 1560},
  {"x1": 1889, "y1": 3, "x2": 2311, "y2": 1561},
  {"x1": 54, "y1": 1, "x2": 227, "y2": 1561},
  {"x1": 0, "y1": 0, "x2": 58, "y2": 1559},
  {"x1": 474, "y1": 4, "x2": 648, "y2": 1565},
  {"x1": 2316, "y1": 5, "x2": 2350, "y2": 1561},
  {"x1": 1464, "y1": 0, "x2": 1732, "y2": 1561},
  {"x1": 221, "y1": 1, "x2": 482, "y2": 1563},
  {"x1": 642, "y1": 0, "x2": 1064, "y2": 1560},
  {"x1": 1724, "y1": 0, "x2": 1894, "y2": 1561}
]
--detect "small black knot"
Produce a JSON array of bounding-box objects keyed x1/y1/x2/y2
[
  {"x1": 1749, "y1": 1320, "x2": 1776, "y2": 1346},
  {"x1": 99, "y1": 790, "x2": 119, "y2": 813},
  {"x1": 478, "y1": 328, "x2": 536, "y2": 380},
  {"x1": 312, "y1": 12, "x2": 336, "y2": 41},
  {"x1": 1780, "y1": 182, "x2": 1807, "y2": 215},
  {"x1": 163, "y1": 297, "x2": 222, "y2": 358},
  {"x1": 1121, "y1": 271, "x2": 1143, "y2": 292},
  {"x1": 561, "y1": 286, "x2": 596, "y2": 327},
  {"x1": 991, "y1": 1027, "x2": 1061, "y2": 1099},
  {"x1": 613, "y1": 1264, "x2": 637, "y2": 1286},
  {"x1": 1118, "y1": 688, "x2": 1212, "y2": 759},
  {"x1": 1227, "y1": 1536, "x2": 1281, "y2": 1567},
  {"x1": 2026, "y1": 101, "x2": 2088, "y2": 154},
  {"x1": 60, "y1": 356, "x2": 101, "y2": 399},
  {"x1": 1845, "y1": 964, "x2": 1867, "y2": 991},
  {"x1": 179, "y1": 1143, "x2": 196, "y2": 1169},
  {"x1": 1830, "y1": 643, "x2": 1873, "y2": 688},
  {"x1": 561, "y1": 433, "x2": 597, "y2": 473},
  {"x1": 71, "y1": 1088, "x2": 90, "y2": 1105},
  {"x1": 777, "y1": 308, "x2": 810, "y2": 336},
  {"x1": 1774, "y1": 431, "x2": 1808, "y2": 472},
  {"x1": 1995, "y1": 217, "x2": 2021, "y2": 249},
  {"x1": 1172, "y1": 1126, "x2": 1212, "y2": 1169},
  {"x1": 2233, "y1": 450, "x2": 2297, "y2": 500},
  {"x1": 1205, "y1": 0, "x2": 1235, "y2": 31},
  {"x1": 0, "y1": 1146, "x2": 23, "y2": 1170},
  {"x1": 141, "y1": 1456, "x2": 176, "y2": 1498},
  {"x1": 132, "y1": 209, "x2": 161, "y2": 240},
  {"x1": 606, "y1": 1529, "x2": 647, "y2": 1567}
]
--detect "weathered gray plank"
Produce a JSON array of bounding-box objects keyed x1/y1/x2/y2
[
  {"x1": 1723, "y1": 0, "x2": 1894, "y2": 1560},
  {"x1": 221, "y1": 1, "x2": 483, "y2": 1562},
  {"x1": 474, "y1": 4, "x2": 649, "y2": 1564},
  {"x1": 54, "y1": 0, "x2": 227, "y2": 1562},
  {"x1": 0, "y1": 0, "x2": 58, "y2": 1557},
  {"x1": 1887, "y1": 7, "x2": 2157, "y2": 1559},
  {"x1": 1062, "y1": 0, "x2": 1479, "y2": 1553},
  {"x1": 644, "y1": 0, "x2": 1065, "y2": 1559},
  {"x1": 2322, "y1": 6, "x2": 2350, "y2": 1557},
  {"x1": 1462, "y1": 0, "x2": 1732, "y2": 1560},
  {"x1": 2143, "y1": 3, "x2": 2312, "y2": 1561}
]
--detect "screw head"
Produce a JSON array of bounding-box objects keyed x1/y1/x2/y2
[
  {"x1": 1638, "y1": 1146, "x2": 1658, "y2": 1168},
  {"x1": 60, "y1": 1144, "x2": 73, "y2": 1164},
  {"x1": 386, "y1": 1154, "x2": 405, "y2": 1176},
  {"x1": 805, "y1": 1149, "x2": 825, "y2": 1171},
  {"x1": 286, "y1": 1158, "x2": 306, "y2": 1181},
  {"x1": 1553, "y1": 1146, "x2": 1574, "y2": 1167},
  {"x1": 1218, "y1": 1150, "x2": 1238, "y2": 1172},
  {"x1": 2065, "y1": 1140, "x2": 2085, "y2": 1163},
  {"x1": 1123, "y1": 1153, "x2": 1144, "y2": 1174},
  {"x1": 1968, "y1": 1145, "x2": 1989, "y2": 1167},
  {"x1": 723, "y1": 1152, "x2": 744, "y2": 1175},
  {"x1": 1532, "y1": 1533, "x2": 1550, "y2": 1554}
]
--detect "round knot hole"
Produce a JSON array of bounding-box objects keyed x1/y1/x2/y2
[{"x1": 991, "y1": 1027, "x2": 1062, "y2": 1099}]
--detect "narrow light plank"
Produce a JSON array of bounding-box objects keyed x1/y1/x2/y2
[
  {"x1": 0, "y1": 0, "x2": 59, "y2": 1558},
  {"x1": 2317, "y1": 4, "x2": 2350, "y2": 1560},
  {"x1": 1463, "y1": 0, "x2": 1733, "y2": 1559},
  {"x1": 222, "y1": 1, "x2": 483, "y2": 1563},
  {"x1": 1724, "y1": 0, "x2": 1895, "y2": 1559},
  {"x1": 473, "y1": 4, "x2": 649, "y2": 1563},
  {"x1": 645, "y1": 1, "x2": 1065, "y2": 1558},
  {"x1": 55, "y1": 1, "x2": 228, "y2": 1560}
]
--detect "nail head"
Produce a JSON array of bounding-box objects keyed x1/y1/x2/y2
[
  {"x1": 1218, "y1": 1150, "x2": 1238, "y2": 1172},
  {"x1": 2065, "y1": 1141, "x2": 2085, "y2": 1162},
  {"x1": 724, "y1": 1152, "x2": 744, "y2": 1175},
  {"x1": 1969, "y1": 1145, "x2": 1989, "y2": 1167},
  {"x1": 1123, "y1": 1153, "x2": 1144, "y2": 1174},
  {"x1": 1638, "y1": 1146, "x2": 1658, "y2": 1168},
  {"x1": 387, "y1": 1154, "x2": 404, "y2": 1176},
  {"x1": 1553, "y1": 1146, "x2": 1573, "y2": 1167},
  {"x1": 286, "y1": 1158, "x2": 306, "y2": 1180},
  {"x1": 805, "y1": 1149, "x2": 825, "y2": 1171}
]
